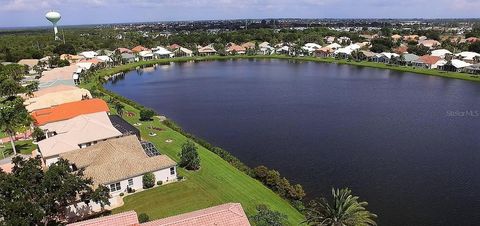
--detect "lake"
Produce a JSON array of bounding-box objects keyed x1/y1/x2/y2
[{"x1": 105, "y1": 59, "x2": 480, "y2": 226}]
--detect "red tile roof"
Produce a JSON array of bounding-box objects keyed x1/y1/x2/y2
[
  {"x1": 31, "y1": 99, "x2": 109, "y2": 126},
  {"x1": 141, "y1": 203, "x2": 250, "y2": 226},
  {"x1": 417, "y1": 55, "x2": 441, "y2": 65},
  {"x1": 67, "y1": 211, "x2": 139, "y2": 226}
]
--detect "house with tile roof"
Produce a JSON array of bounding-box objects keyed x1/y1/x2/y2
[
  {"x1": 116, "y1": 48, "x2": 133, "y2": 54},
  {"x1": 437, "y1": 59, "x2": 472, "y2": 72},
  {"x1": 38, "y1": 112, "x2": 122, "y2": 166},
  {"x1": 401, "y1": 53, "x2": 420, "y2": 65},
  {"x1": 197, "y1": 45, "x2": 217, "y2": 55},
  {"x1": 464, "y1": 63, "x2": 480, "y2": 74},
  {"x1": 68, "y1": 203, "x2": 250, "y2": 226},
  {"x1": 60, "y1": 54, "x2": 85, "y2": 63},
  {"x1": 24, "y1": 88, "x2": 92, "y2": 112},
  {"x1": 67, "y1": 211, "x2": 139, "y2": 226},
  {"x1": 455, "y1": 51, "x2": 480, "y2": 63},
  {"x1": 431, "y1": 49, "x2": 452, "y2": 59},
  {"x1": 412, "y1": 55, "x2": 442, "y2": 69},
  {"x1": 315, "y1": 47, "x2": 335, "y2": 58},
  {"x1": 39, "y1": 65, "x2": 78, "y2": 89},
  {"x1": 418, "y1": 39, "x2": 441, "y2": 49},
  {"x1": 17, "y1": 59, "x2": 39, "y2": 73},
  {"x1": 226, "y1": 43, "x2": 246, "y2": 54},
  {"x1": 132, "y1": 45, "x2": 150, "y2": 53},
  {"x1": 31, "y1": 98, "x2": 110, "y2": 126},
  {"x1": 60, "y1": 135, "x2": 177, "y2": 196}
]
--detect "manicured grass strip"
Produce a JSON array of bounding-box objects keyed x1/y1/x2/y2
[
  {"x1": 102, "y1": 97, "x2": 304, "y2": 224},
  {"x1": 0, "y1": 140, "x2": 36, "y2": 159}
]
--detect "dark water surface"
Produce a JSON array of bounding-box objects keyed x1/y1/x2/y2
[{"x1": 105, "y1": 59, "x2": 480, "y2": 226}]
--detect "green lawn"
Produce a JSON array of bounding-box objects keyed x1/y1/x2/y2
[
  {"x1": 106, "y1": 99, "x2": 304, "y2": 224},
  {"x1": 0, "y1": 140, "x2": 36, "y2": 159}
]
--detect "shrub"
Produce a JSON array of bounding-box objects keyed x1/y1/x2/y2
[
  {"x1": 177, "y1": 175, "x2": 184, "y2": 180},
  {"x1": 156, "y1": 181, "x2": 163, "y2": 186},
  {"x1": 127, "y1": 187, "x2": 136, "y2": 193},
  {"x1": 142, "y1": 173, "x2": 155, "y2": 189},
  {"x1": 139, "y1": 108, "x2": 155, "y2": 121},
  {"x1": 31, "y1": 127, "x2": 46, "y2": 142},
  {"x1": 138, "y1": 213, "x2": 150, "y2": 223},
  {"x1": 119, "y1": 193, "x2": 124, "y2": 197},
  {"x1": 179, "y1": 141, "x2": 201, "y2": 170},
  {"x1": 251, "y1": 204, "x2": 288, "y2": 226}
]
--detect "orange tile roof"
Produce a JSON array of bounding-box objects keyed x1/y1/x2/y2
[
  {"x1": 227, "y1": 44, "x2": 246, "y2": 52},
  {"x1": 31, "y1": 99, "x2": 109, "y2": 126},
  {"x1": 141, "y1": 203, "x2": 250, "y2": 226},
  {"x1": 417, "y1": 55, "x2": 441, "y2": 65},
  {"x1": 132, "y1": 45, "x2": 149, "y2": 53},
  {"x1": 67, "y1": 211, "x2": 139, "y2": 226}
]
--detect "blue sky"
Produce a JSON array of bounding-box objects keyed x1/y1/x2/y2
[{"x1": 1, "y1": 0, "x2": 480, "y2": 27}]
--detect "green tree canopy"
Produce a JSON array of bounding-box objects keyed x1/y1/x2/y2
[
  {"x1": 0, "y1": 97, "x2": 32, "y2": 155},
  {"x1": 0, "y1": 156, "x2": 110, "y2": 225},
  {"x1": 179, "y1": 140, "x2": 201, "y2": 170},
  {"x1": 251, "y1": 204, "x2": 288, "y2": 226}
]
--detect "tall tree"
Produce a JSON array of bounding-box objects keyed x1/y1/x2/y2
[
  {"x1": 0, "y1": 156, "x2": 110, "y2": 225},
  {"x1": 304, "y1": 188, "x2": 377, "y2": 226},
  {"x1": 113, "y1": 101, "x2": 125, "y2": 117},
  {"x1": 179, "y1": 140, "x2": 201, "y2": 170},
  {"x1": 0, "y1": 98, "x2": 31, "y2": 155}
]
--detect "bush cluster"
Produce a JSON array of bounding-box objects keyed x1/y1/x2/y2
[
  {"x1": 142, "y1": 173, "x2": 155, "y2": 189},
  {"x1": 253, "y1": 165, "x2": 306, "y2": 202}
]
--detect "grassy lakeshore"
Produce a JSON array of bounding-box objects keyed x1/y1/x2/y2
[{"x1": 82, "y1": 55, "x2": 479, "y2": 224}]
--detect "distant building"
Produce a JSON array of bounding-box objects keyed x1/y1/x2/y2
[
  {"x1": 197, "y1": 45, "x2": 217, "y2": 55},
  {"x1": 132, "y1": 45, "x2": 150, "y2": 53},
  {"x1": 226, "y1": 43, "x2": 246, "y2": 54}
]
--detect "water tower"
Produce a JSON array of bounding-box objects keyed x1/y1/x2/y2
[{"x1": 45, "y1": 11, "x2": 61, "y2": 40}]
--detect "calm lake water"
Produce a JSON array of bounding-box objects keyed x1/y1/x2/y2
[{"x1": 105, "y1": 59, "x2": 480, "y2": 226}]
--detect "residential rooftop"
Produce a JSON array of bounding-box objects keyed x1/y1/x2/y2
[
  {"x1": 31, "y1": 98, "x2": 110, "y2": 126},
  {"x1": 60, "y1": 135, "x2": 176, "y2": 186}
]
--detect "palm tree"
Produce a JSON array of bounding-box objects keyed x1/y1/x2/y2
[
  {"x1": 0, "y1": 98, "x2": 32, "y2": 155},
  {"x1": 304, "y1": 188, "x2": 377, "y2": 226},
  {"x1": 114, "y1": 101, "x2": 125, "y2": 117}
]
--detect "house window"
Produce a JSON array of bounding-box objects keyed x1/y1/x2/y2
[
  {"x1": 128, "y1": 179, "x2": 133, "y2": 186},
  {"x1": 109, "y1": 182, "x2": 121, "y2": 192},
  {"x1": 170, "y1": 167, "x2": 175, "y2": 175}
]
